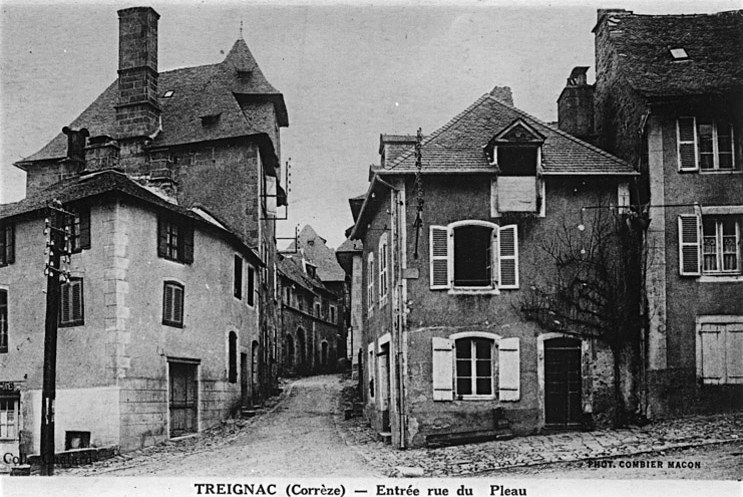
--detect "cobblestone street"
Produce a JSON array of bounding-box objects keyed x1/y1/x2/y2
[{"x1": 58, "y1": 374, "x2": 741, "y2": 478}]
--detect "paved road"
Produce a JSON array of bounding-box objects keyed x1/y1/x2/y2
[{"x1": 64, "y1": 375, "x2": 378, "y2": 477}]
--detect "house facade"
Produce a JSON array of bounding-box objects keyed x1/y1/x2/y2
[
  {"x1": 277, "y1": 256, "x2": 341, "y2": 376},
  {"x1": 0, "y1": 5, "x2": 289, "y2": 463},
  {"x1": 0, "y1": 170, "x2": 263, "y2": 462},
  {"x1": 347, "y1": 88, "x2": 638, "y2": 448},
  {"x1": 584, "y1": 9, "x2": 743, "y2": 417}
]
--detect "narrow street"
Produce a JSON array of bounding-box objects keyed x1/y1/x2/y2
[{"x1": 61, "y1": 375, "x2": 378, "y2": 477}]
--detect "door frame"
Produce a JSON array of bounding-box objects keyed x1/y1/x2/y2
[
  {"x1": 166, "y1": 357, "x2": 201, "y2": 438},
  {"x1": 537, "y1": 333, "x2": 588, "y2": 430}
]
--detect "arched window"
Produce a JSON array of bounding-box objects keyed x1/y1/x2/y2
[{"x1": 228, "y1": 331, "x2": 238, "y2": 383}]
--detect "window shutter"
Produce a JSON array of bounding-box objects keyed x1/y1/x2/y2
[
  {"x1": 699, "y1": 325, "x2": 725, "y2": 384},
  {"x1": 60, "y1": 283, "x2": 71, "y2": 323},
  {"x1": 163, "y1": 284, "x2": 174, "y2": 323},
  {"x1": 157, "y1": 217, "x2": 167, "y2": 257},
  {"x1": 429, "y1": 226, "x2": 451, "y2": 289},
  {"x1": 0, "y1": 226, "x2": 6, "y2": 264},
  {"x1": 79, "y1": 209, "x2": 91, "y2": 249},
  {"x1": 247, "y1": 266, "x2": 255, "y2": 306},
  {"x1": 234, "y1": 255, "x2": 243, "y2": 299},
  {"x1": 5, "y1": 225, "x2": 14, "y2": 264},
  {"x1": 677, "y1": 117, "x2": 698, "y2": 171},
  {"x1": 678, "y1": 214, "x2": 701, "y2": 276},
  {"x1": 726, "y1": 325, "x2": 743, "y2": 384},
  {"x1": 71, "y1": 280, "x2": 83, "y2": 322},
  {"x1": 173, "y1": 285, "x2": 184, "y2": 324},
  {"x1": 498, "y1": 225, "x2": 519, "y2": 289},
  {"x1": 498, "y1": 337, "x2": 520, "y2": 401},
  {"x1": 181, "y1": 224, "x2": 194, "y2": 264},
  {"x1": 431, "y1": 337, "x2": 453, "y2": 401}
]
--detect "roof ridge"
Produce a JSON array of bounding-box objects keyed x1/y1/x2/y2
[
  {"x1": 159, "y1": 62, "x2": 221, "y2": 76},
  {"x1": 386, "y1": 94, "x2": 491, "y2": 170},
  {"x1": 483, "y1": 94, "x2": 633, "y2": 168}
]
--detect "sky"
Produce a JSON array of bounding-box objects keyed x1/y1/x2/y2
[{"x1": 1, "y1": 0, "x2": 739, "y2": 248}]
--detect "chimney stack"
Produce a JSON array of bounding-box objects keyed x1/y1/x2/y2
[
  {"x1": 115, "y1": 7, "x2": 161, "y2": 139},
  {"x1": 489, "y1": 86, "x2": 514, "y2": 107},
  {"x1": 557, "y1": 67, "x2": 594, "y2": 140}
]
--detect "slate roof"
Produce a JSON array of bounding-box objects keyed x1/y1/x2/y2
[
  {"x1": 336, "y1": 238, "x2": 363, "y2": 253},
  {"x1": 19, "y1": 39, "x2": 288, "y2": 164},
  {"x1": 286, "y1": 225, "x2": 347, "y2": 282},
  {"x1": 277, "y1": 256, "x2": 334, "y2": 297},
  {"x1": 382, "y1": 93, "x2": 635, "y2": 175},
  {"x1": 0, "y1": 169, "x2": 262, "y2": 265},
  {"x1": 602, "y1": 10, "x2": 743, "y2": 97}
]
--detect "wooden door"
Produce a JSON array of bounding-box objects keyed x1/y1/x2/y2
[
  {"x1": 240, "y1": 353, "x2": 249, "y2": 407},
  {"x1": 544, "y1": 337, "x2": 582, "y2": 428},
  {"x1": 169, "y1": 362, "x2": 198, "y2": 437}
]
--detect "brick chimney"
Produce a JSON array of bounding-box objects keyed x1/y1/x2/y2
[
  {"x1": 557, "y1": 67, "x2": 594, "y2": 140},
  {"x1": 115, "y1": 7, "x2": 161, "y2": 139}
]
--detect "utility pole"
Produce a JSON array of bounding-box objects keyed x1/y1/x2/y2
[{"x1": 40, "y1": 200, "x2": 72, "y2": 476}]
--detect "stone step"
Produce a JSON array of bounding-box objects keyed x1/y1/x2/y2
[{"x1": 378, "y1": 431, "x2": 392, "y2": 444}]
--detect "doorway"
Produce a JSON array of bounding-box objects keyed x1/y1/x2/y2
[
  {"x1": 241, "y1": 353, "x2": 249, "y2": 407},
  {"x1": 169, "y1": 361, "x2": 198, "y2": 437},
  {"x1": 544, "y1": 337, "x2": 582, "y2": 428},
  {"x1": 378, "y1": 342, "x2": 391, "y2": 432}
]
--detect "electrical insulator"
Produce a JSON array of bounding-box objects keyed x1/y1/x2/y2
[{"x1": 44, "y1": 268, "x2": 49, "y2": 276}]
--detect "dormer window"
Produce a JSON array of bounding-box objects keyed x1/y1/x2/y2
[
  {"x1": 487, "y1": 120, "x2": 545, "y2": 217},
  {"x1": 670, "y1": 48, "x2": 689, "y2": 61}
]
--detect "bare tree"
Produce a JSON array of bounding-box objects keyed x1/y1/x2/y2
[{"x1": 520, "y1": 206, "x2": 647, "y2": 427}]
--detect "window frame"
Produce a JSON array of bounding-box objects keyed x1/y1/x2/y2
[
  {"x1": 378, "y1": 233, "x2": 389, "y2": 307},
  {"x1": 453, "y1": 334, "x2": 498, "y2": 400},
  {"x1": 0, "y1": 223, "x2": 15, "y2": 267},
  {"x1": 677, "y1": 117, "x2": 737, "y2": 172},
  {"x1": 246, "y1": 265, "x2": 255, "y2": 307},
  {"x1": 67, "y1": 207, "x2": 91, "y2": 254},
  {"x1": 162, "y1": 280, "x2": 185, "y2": 328},
  {"x1": 233, "y1": 255, "x2": 243, "y2": 300},
  {"x1": 367, "y1": 252, "x2": 375, "y2": 314},
  {"x1": 59, "y1": 277, "x2": 84, "y2": 327},
  {"x1": 0, "y1": 395, "x2": 19, "y2": 440},
  {"x1": 157, "y1": 215, "x2": 194, "y2": 264},
  {"x1": 228, "y1": 331, "x2": 238, "y2": 383},
  {"x1": 702, "y1": 217, "x2": 740, "y2": 274}
]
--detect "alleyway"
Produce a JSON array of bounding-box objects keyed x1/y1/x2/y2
[{"x1": 61, "y1": 375, "x2": 378, "y2": 477}]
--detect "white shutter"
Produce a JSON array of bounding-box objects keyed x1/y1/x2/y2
[
  {"x1": 678, "y1": 215, "x2": 701, "y2": 276},
  {"x1": 430, "y1": 226, "x2": 451, "y2": 289},
  {"x1": 677, "y1": 117, "x2": 698, "y2": 171},
  {"x1": 498, "y1": 337, "x2": 520, "y2": 401},
  {"x1": 700, "y1": 324, "x2": 725, "y2": 384},
  {"x1": 498, "y1": 225, "x2": 519, "y2": 289},
  {"x1": 725, "y1": 325, "x2": 743, "y2": 384},
  {"x1": 431, "y1": 337, "x2": 453, "y2": 401}
]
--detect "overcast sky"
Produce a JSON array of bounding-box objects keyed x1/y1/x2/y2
[{"x1": 1, "y1": 0, "x2": 738, "y2": 248}]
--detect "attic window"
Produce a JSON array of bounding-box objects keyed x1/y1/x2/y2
[
  {"x1": 670, "y1": 48, "x2": 689, "y2": 60},
  {"x1": 163, "y1": 90, "x2": 175, "y2": 98}
]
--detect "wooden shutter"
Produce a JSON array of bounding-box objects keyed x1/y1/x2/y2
[
  {"x1": 498, "y1": 337, "x2": 520, "y2": 401},
  {"x1": 678, "y1": 214, "x2": 701, "y2": 276},
  {"x1": 5, "y1": 225, "x2": 14, "y2": 264},
  {"x1": 677, "y1": 117, "x2": 698, "y2": 171},
  {"x1": 247, "y1": 266, "x2": 255, "y2": 306},
  {"x1": 78, "y1": 209, "x2": 91, "y2": 249},
  {"x1": 699, "y1": 324, "x2": 725, "y2": 384},
  {"x1": 726, "y1": 325, "x2": 743, "y2": 384},
  {"x1": 71, "y1": 280, "x2": 83, "y2": 322},
  {"x1": 234, "y1": 256, "x2": 243, "y2": 299},
  {"x1": 163, "y1": 283, "x2": 173, "y2": 323},
  {"x1": 60, "y1": 282, "x2": 71, "y2": 324},
  {"x1": 429, "y1": 226, "x2": 451, "y2": 289},
  {"x1": 173, "y1": 285, "x2": 184, "y2": 324},
  {"x1": 181, "y1": 223, "x2": 194, "y2": 264},
  {"x1": 431, "y1": 337, "x2": 453, "y2": 401},
  {"x1": 498, "y1": 225, "x2": 519, "y2": 289},
  {"x1": 157, "y1": 217, "x2": 167, "y2": 257}
]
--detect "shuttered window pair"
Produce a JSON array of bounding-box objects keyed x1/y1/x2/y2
[
  {"x1": 430, "y1": 223, "x2": 518, "y2": 290},
  {"x1": 157, "y1": 216, "x2": 194, "y2": 264},
  {"x1": 0, "y1": 224, "x2": 14, "y2": 267},
  {"x1": 679, "y1": 214, "x2": 740, "y2": 276},
  {"x1": 698, "y1": 319, "x2": 743, "y2": 385},
  {"x1": 163, "y1": 281, "x2": 185, "y2": 327},
  {"x1": 432, "y1": 335, "x2": 520, "y2": 401},
  {"x1": 677, "y1": 117, "x2": 735, "y2": 171},
  {"x1": 59, "y1": 278, "x2": 84, "y2": 327}
]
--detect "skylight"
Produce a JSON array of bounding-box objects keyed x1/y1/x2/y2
[
  {"x1": 670, "y1": 48, "x2": 689, "y2": 60},
  {"x1": 163, "y1": 90, "x2": 174, "y2": 98}
]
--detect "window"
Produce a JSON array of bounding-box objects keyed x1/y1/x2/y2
[
  {"x1": 0, "y1": 223, "x2": 14, "y2": 267},
  {"x1": 247, "y1": 266, "x2": 255, "y2": 307},
  {"x1": 677, "y1": 117, "x2": 735, "y2": 171},
  {"x1": 0, "y1": 289, "x2": 7, "y2": 353},
  {"x1": 378, "y1": 235, "x2": 388, "y2": 306},
  {"x1": 679, "y1": 214, "x2": 740, "y2": 276},
  {"x1": 670, "y1": 48, "x2": 689, "y2": 60},
  {"x1": 234, "y1": 256, "x2": 243, "y2": 299},
  {"x1": 0, "y1": 396, "x2": 19, "y2": 439},
  {"x1": 228, "y1": 331, "x2": 238, "y2": 383},
  {"x1": 367, "y1": 252, "x2": 375, "y2": 312},
  {"x1": 67, "y1": 208, "x2": 90, "y2": 253},
  {"x1": 703, "y1": 217, "x2": 740, "y2": 273},
  {"x1": 59, "y1": 278, "x2": 84, "y2": 327},
  {"x1": 163, "y1": 281, "x2": 184, "y2": 327},
  {"x1": 329, "y1": 305, "x2": 336, "y2": 324},
  {"x1": 314, "y1": 301, "x2": 321, "y2": 317},
  {"x1": 431, "y1": 334, "x2": 520, "y2": 401},
  {"x1": 429, "y1": 222, "x2": 518, "y2": 291},
  {"x1": 157, "y1": 216, "x2": 194, "y2": 264},
  {"x1": 697, "y1": 317, "x2": 743, "y2": 384}
]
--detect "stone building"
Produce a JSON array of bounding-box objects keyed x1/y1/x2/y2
[
  {"x1": 346, "y1": 89, "x2": 637, "y2": 448},
  {"x1": 277, "y1": 255, "x2": 341, "y2": 376},
  {"x1": 336, "y1": 238, "x2": 364, "y2": 378},
  {"x1": 0, "y1": 5, "x2": 288, "y2": 462},
  {"x1": 562, "y1": 9, "x2": 743, "y2": 417}
]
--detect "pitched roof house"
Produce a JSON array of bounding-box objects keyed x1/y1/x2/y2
[{"x1": 346, "y1": 86, "x2": 636, "y2": 448}]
